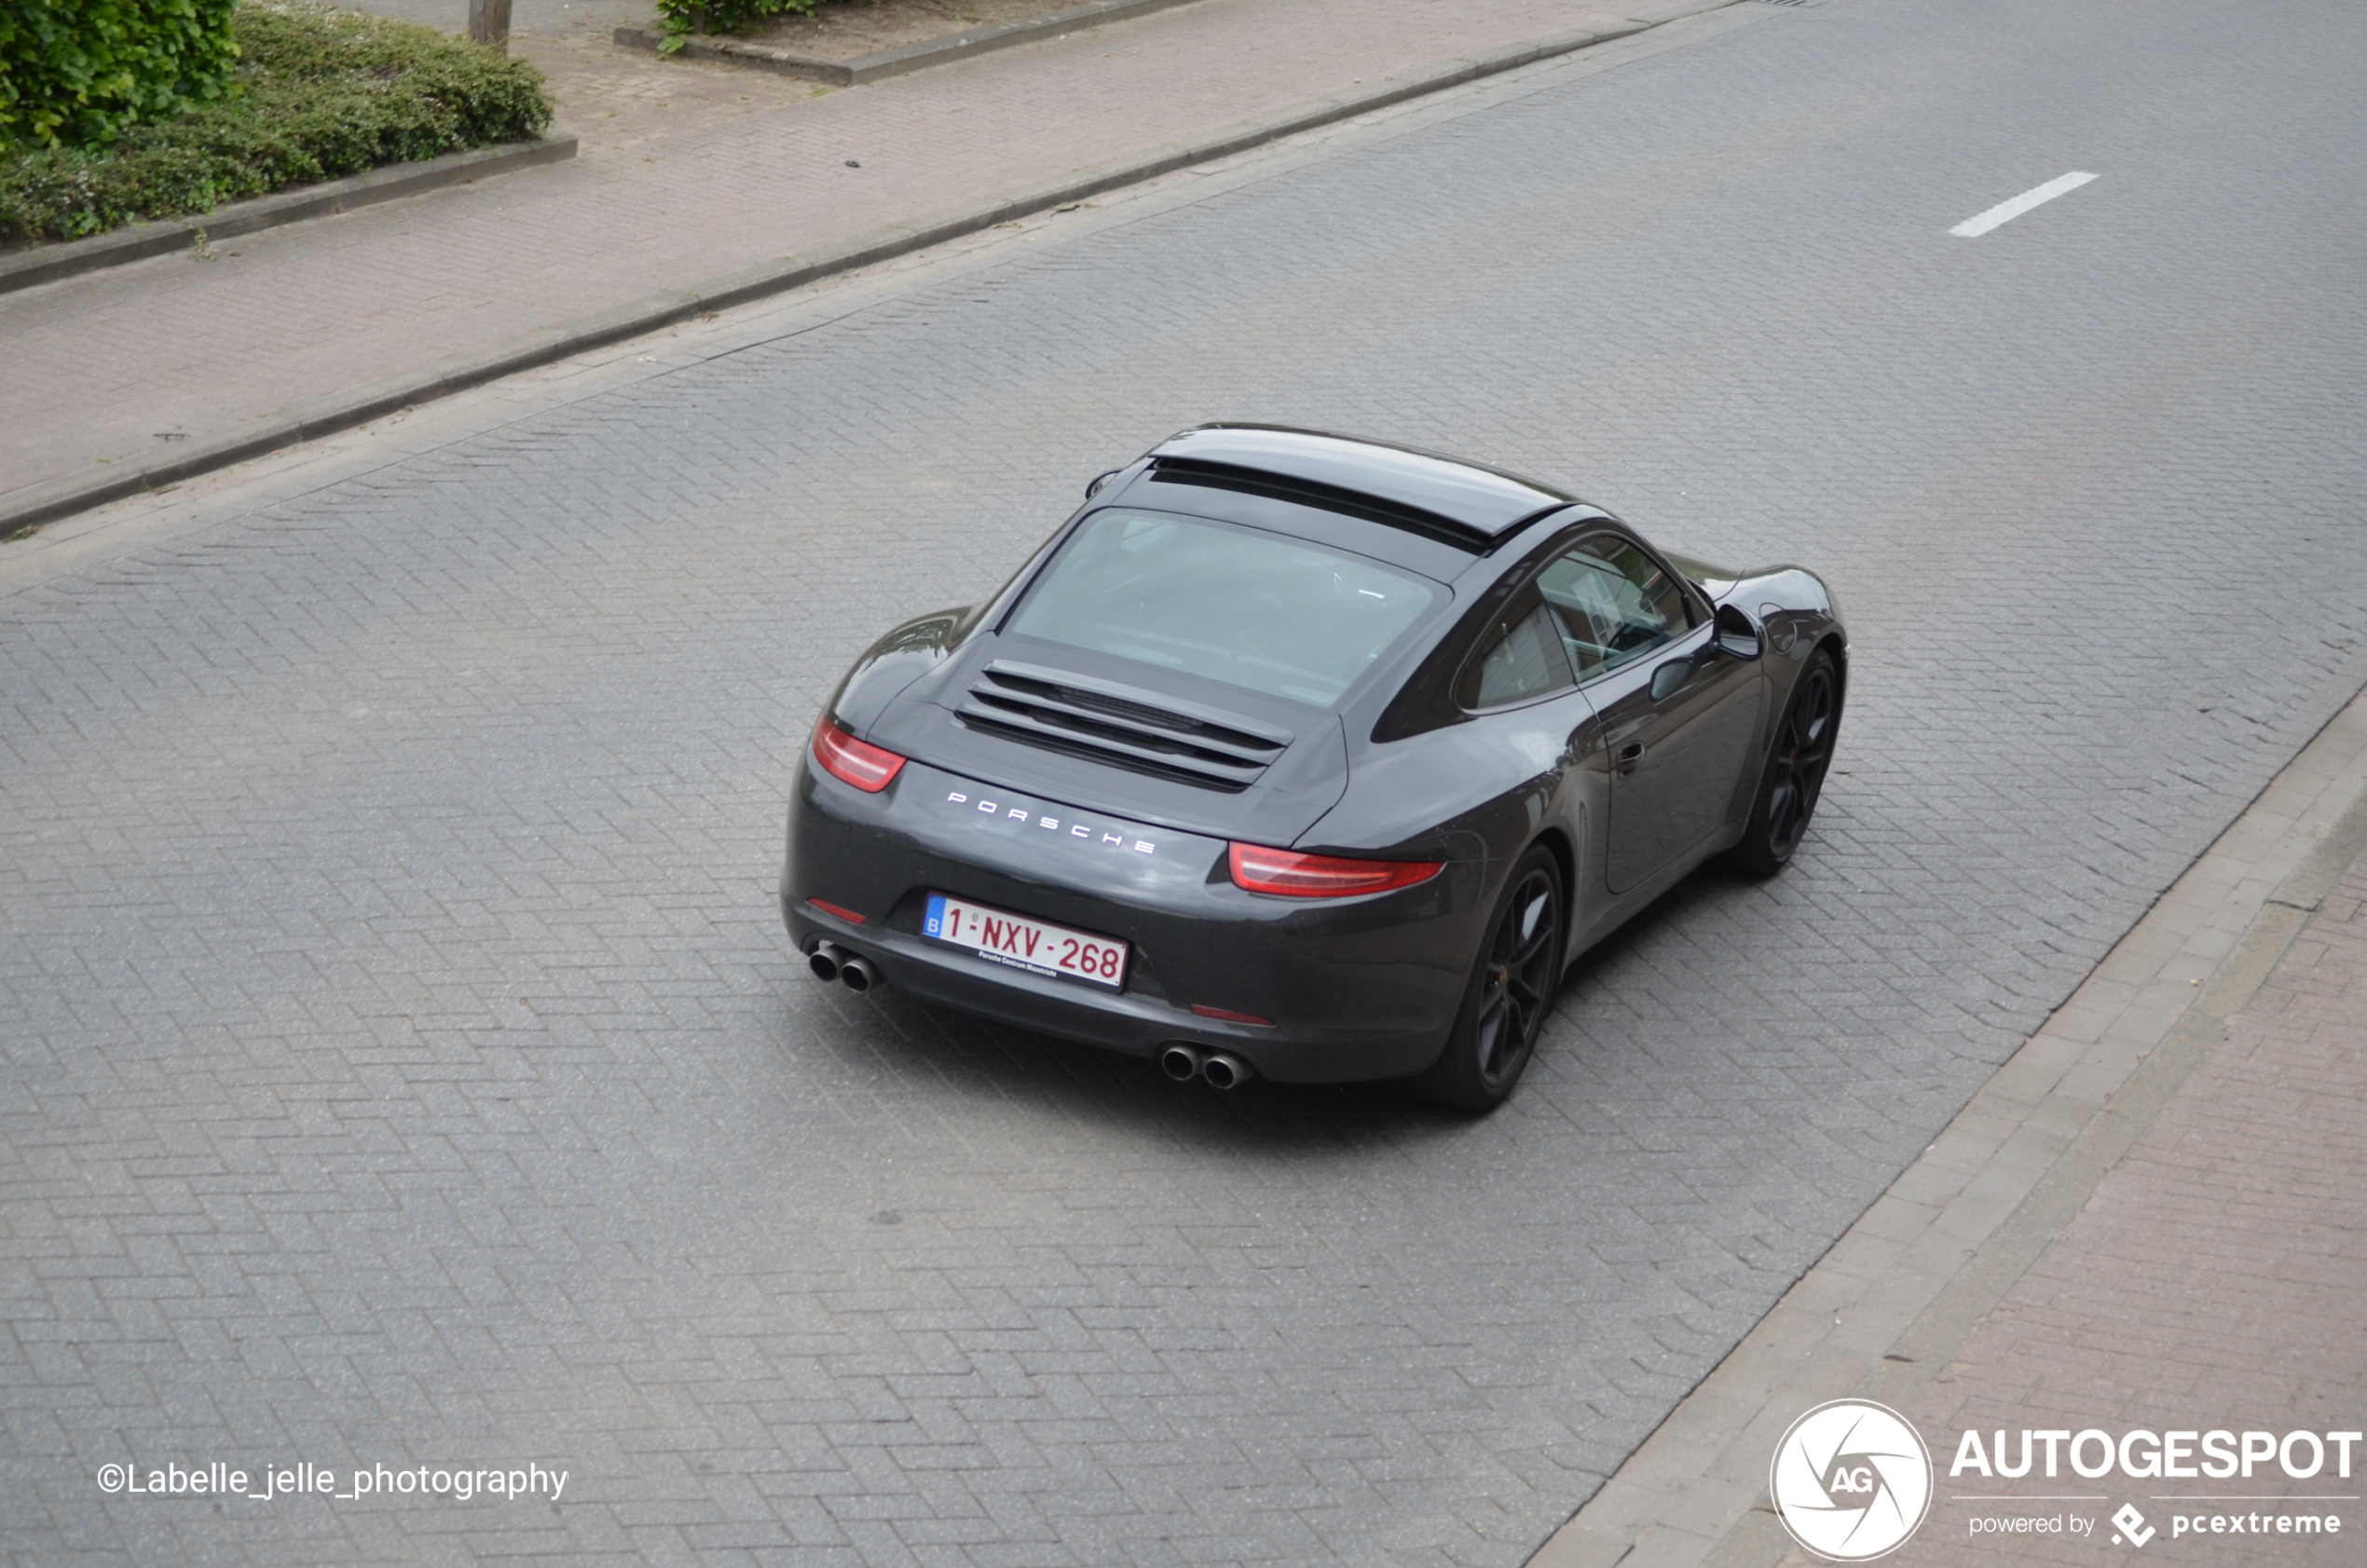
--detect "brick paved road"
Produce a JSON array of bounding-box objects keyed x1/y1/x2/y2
[
  {"x1": 7, "y1": 0, "x2": 2367, "y2": 1562},
  {"x1": 1899, "y1": 839, "x2": 2367, "y2": 1566},
  {"x1": 0, "y1": 0, "x2": 1670, "y2": 514}
]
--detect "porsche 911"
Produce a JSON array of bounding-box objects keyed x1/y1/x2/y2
[{"x1": 782, "y1": 425, "x2": 1844, "y2": 1108}]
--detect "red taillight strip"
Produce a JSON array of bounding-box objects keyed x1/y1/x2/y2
[
  {"x1": 1190, "y1": 1003, "x2": 1273, "y2": 1027},
  {"x1": 813, "y1": 717, "x2": 906, "y2": 793},
  {"x1": 1227, "y1": 842, "x2": 1444, "y2": 898},
  {"x1": 807, "y1": 898, "x2": 866, "y2": 924}
]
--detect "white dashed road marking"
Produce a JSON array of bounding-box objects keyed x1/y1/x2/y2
[{"x1": 1950, "y1": 170, "x2": 2099, "y2": 237}]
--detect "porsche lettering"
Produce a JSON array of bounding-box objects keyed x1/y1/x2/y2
[{"x1": 940, "y1": 791, "x2": 1156, "y2": 855}]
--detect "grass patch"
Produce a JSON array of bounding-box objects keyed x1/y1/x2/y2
[{"x1": 0, "y1": 2, "x2": 553, "y2": 246}]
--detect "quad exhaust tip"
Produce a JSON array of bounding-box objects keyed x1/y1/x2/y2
[
  {"x1": 1200, "y1": 1051, "x2": 1252, "y2": 1090},
  {"x1": 1159, "y1": 1043, "x2": 1253, "y2": 1090},
  {"x1": 806, "y1": 940, "x2": 882, "y2": 993}
]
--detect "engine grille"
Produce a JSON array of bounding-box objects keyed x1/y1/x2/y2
[{"x1": 956, "y1": 661, "x2": 1293, "y2": 792}]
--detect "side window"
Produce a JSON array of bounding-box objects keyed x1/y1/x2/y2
[
  {"x1": 1456, "y1": 587, "x2": 1575, "y2": 709},
  {"x1": 1537, "y1": 534, "x2": 1693, "y2": 678}
]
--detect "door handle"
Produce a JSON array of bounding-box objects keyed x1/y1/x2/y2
[{"x1": 1614, "y1": 743, "x2": 1648, "y2": 774}]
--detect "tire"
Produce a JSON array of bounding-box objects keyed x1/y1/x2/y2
[
  {"x1": 1416, "y1": 845, "x2": 1564, "y2": 1111},
  {"x1": 1727, "y1": 647, "x2": 1841, "y2": 877}
]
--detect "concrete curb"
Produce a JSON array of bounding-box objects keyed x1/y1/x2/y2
[
  {"x1": 615, "y1": 0, "x2": 1206, "y2": 84},
  {"x1": 0, "y1": 11, "x2": 1717, "y2": 538},
  {"x1": 1526, "y1": 676, "x2": 2367, "y2": 1568},
  {"x1": 0, "y1": 137, "x2": 579, "y2": 299}
]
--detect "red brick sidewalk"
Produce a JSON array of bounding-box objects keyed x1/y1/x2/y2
[
  {"x1": 1896, "y1": 843, "x2": 2367, "y2": 1565},
  {"x1": 0, "y1": 0, "x2": 1705, "y2": 523}
]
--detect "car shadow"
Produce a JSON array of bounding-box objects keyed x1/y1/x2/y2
[
  {"x1": 769, "y1": 854, "x2": 1798, "y2": 1156},
  {"x1": 778, "y1": 965, "x2": 1491, "y2": 1153}
]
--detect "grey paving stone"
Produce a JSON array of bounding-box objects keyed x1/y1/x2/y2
[{"x1": 5, "y1": 0, "x2": 2367, "y2": 1563}]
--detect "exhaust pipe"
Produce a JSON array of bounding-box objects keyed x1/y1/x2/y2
[
  {"x1": 807, "y1": 940, "x2": 845, "y2": 982},
  {"x1": 838, "y1": 954, "x2": 880, "y2": 994},
  {"x1": 1199, "y1": 1052, "x2": 1253, "y2": 1091},
  {"x1": 1159, "y1": 1044, "x2": 1203, "y2": 1083}
]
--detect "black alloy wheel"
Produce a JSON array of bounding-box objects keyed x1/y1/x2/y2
[
  {"x1": 1416, "y1": 846, "x2": 1563, "y2": 1111},
  {"x1": 1730, "y1": 648, "x2": 1840, "y2": 876}
]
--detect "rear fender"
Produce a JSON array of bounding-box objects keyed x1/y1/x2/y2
[{"x1": 825, "y1": 607, "x2": 972, "y2": 735}]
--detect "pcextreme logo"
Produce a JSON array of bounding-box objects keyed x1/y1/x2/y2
[{"x1": 1770, "y1": 1400, "x2": 1936, "y2": 1561}]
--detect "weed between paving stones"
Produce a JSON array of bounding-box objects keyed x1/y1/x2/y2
[{"x1": 0, "y1": 2, "x2": 551, "y2": 245}]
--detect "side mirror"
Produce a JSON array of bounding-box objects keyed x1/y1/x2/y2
[
  {"x1": 1714, "y1": 602, "x2": 1763, "y2": 660},
  {"x1": 1086, "y1": 469, "x2": 1120, "y2": 499}
]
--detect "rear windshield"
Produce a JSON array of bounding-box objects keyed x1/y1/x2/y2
[{"x1": 1003, "y1": 509, "x2": 1440, "y2": 708}]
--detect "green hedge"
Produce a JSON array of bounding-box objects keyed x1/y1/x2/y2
[
  {"x1": 1, "y1": 0, "x2": 241, "y2": 150},
  {"x1": 1, "y1": 2, "x2": 551, "y2": 245},
  {"x1": 654, "y1": 0, "x2": 821, "y2": 54}
]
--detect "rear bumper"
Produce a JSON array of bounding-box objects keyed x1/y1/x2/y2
[{"x1": 782, "y1": 757, "x2": 1484, "y2": 1084}]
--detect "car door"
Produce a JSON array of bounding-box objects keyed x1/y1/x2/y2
[{"x1": 1538, "y1": 533, "x2": 1765, "y2": 893}]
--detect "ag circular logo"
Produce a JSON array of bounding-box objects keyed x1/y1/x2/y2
[{"x1": 1769, "y1": 1399, "x2": 1934, "y2": 1561}]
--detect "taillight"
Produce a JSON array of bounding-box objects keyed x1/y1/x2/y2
[
  {"x1": 813, "y1": 717, "x2": 905, "y2": 793},
  {"x1": 1228, "y1": 843, "x2": 1443, "y2": 898},
  {"x1": 1191, "y1": 1002, "x2": 1273, "y2": 1027}
]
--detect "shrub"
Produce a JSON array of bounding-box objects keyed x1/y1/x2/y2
[
  {"x1": 0, "y1": 2, "x2": 551, "y2": 243},
  {"x1": 1, "y1": 0, "x2": 242, "y2": 150},
  {"x1": 654, "y1": 0, "x2": 822, "y2": 55}
]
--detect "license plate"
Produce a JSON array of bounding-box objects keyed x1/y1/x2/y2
[{"x1": 923, "y1": 893, "x2": 1129, "y2": 988}]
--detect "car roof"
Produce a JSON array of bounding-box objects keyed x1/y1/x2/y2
[{"x1": 1145, "y1": 425, "x2": 1576, "y2": 545}]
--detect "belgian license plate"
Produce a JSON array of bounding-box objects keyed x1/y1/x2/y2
[{"x1": 924, "y1": 893, "x2": 1129, "y2": 989}]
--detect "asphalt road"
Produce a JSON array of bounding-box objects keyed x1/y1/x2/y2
[{"x1": 7, "y1": 0, "x2": 2366, "y2": 1562}]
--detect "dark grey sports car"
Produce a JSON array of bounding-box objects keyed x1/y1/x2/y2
[{"x1": 783, "y1": 426, "x2": 1844, "y2": 1108}]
